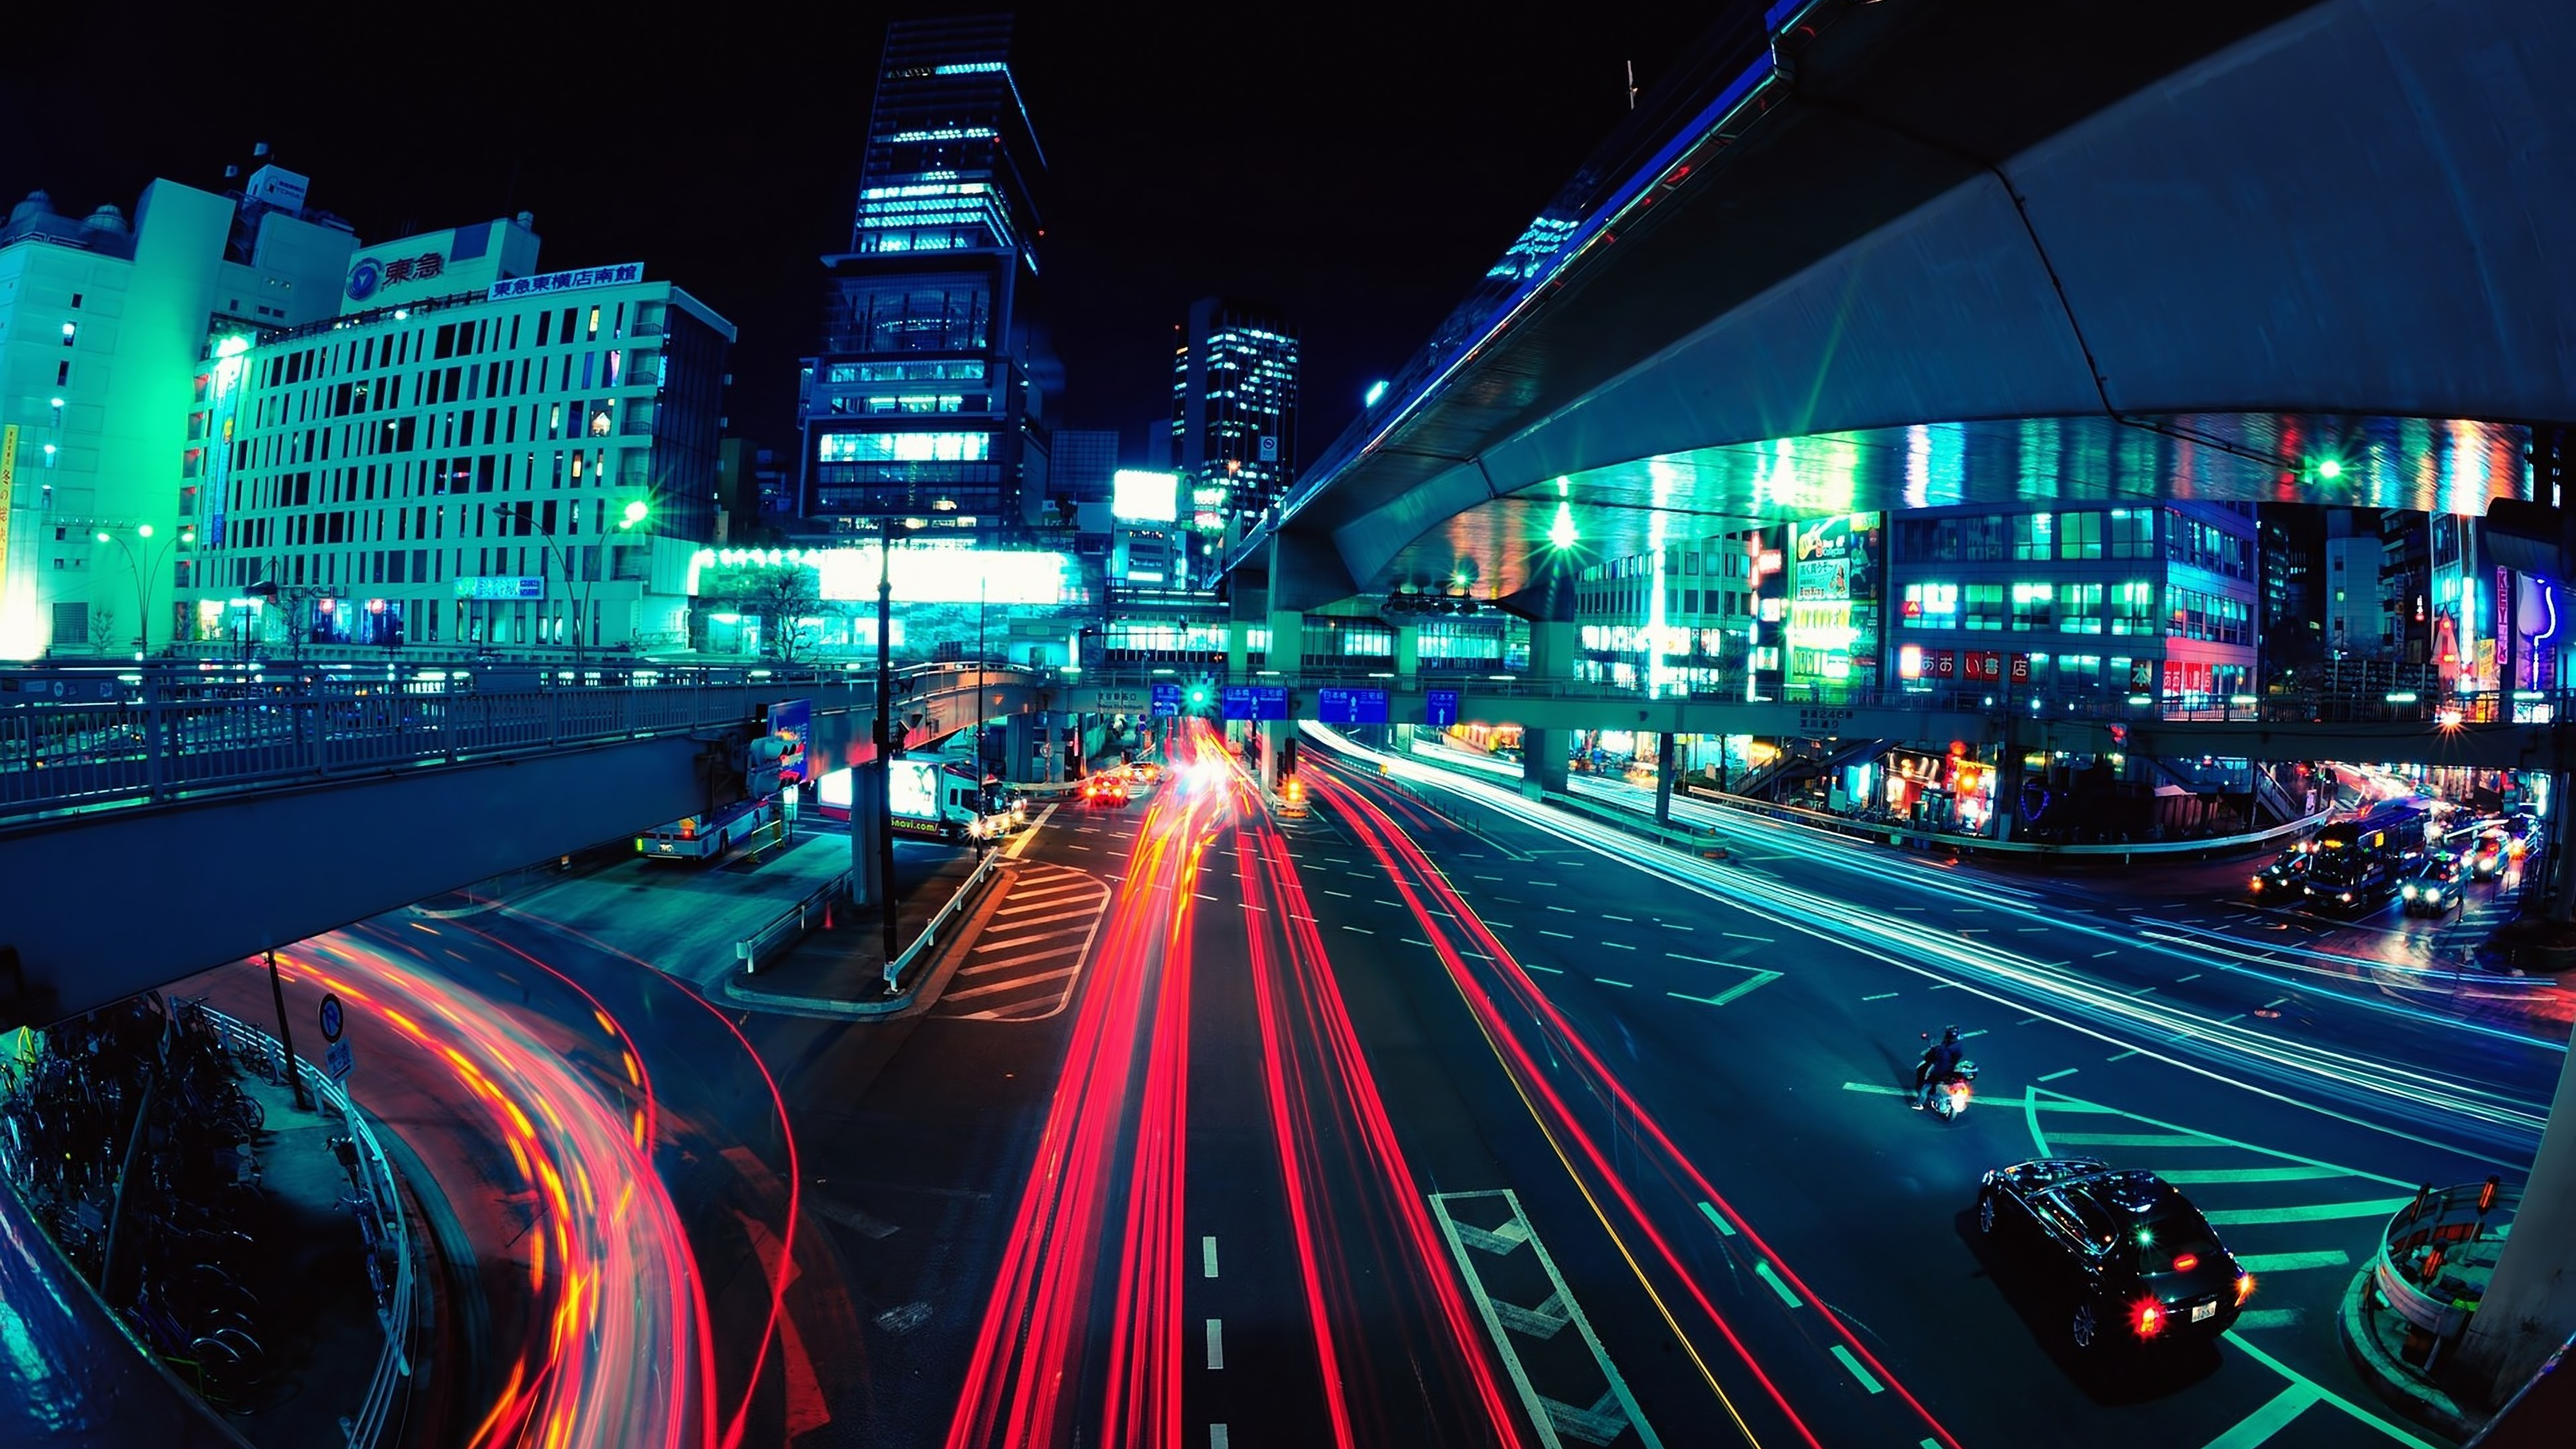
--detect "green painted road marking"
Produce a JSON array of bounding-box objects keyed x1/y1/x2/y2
[
  {"x1": 2038, "y1": 1068, "x2": 2080, "y2": 1082},
  {"x1": 1697, "y1": 1201, "x2": 1736, "y2": 1237},
  {"x1": 1862, "y1": 991, "x2": 1900, "y2": 1001},
  {"x1": 2050, "y1": 1132, "x2": 2218, "y2": 1148},
  {"x1": 1754, "y1": 1260, "x2": 1801, "y2": 1308},
  {"x1": 1665, "y1": 963, "x2": 1783, "y2": 1008},
  {"x1": 2106, "y1": 1049, "x2": 2141, "y2": 1061},
  {"x1": 2158, "y1": 1165, "x2": 2349, "y2": 1185},
  {"x1": 2204, "y1": 1198, "x2": 2415, "y2": 1226},
  {"x1": 1597, "y1": 978, "x2": 1633, "y2": 989},
  {"x1": 2200, "y1": 1383, "x2": 2318, "y2": 1449},
  {"x1": 2177, "y1": 973, "x2": 2203, "y2": 981},
  {"x1": 2025, "y1": 1090, "x2": 2421, "y2": 1186},
  {"x1": 1828, "y1": 1344, "x2": 1884, "y2": 1395},
  {"x1": 2224, "y1": 1330, "x2": 2444, "y2": 1448},
  {"x1": 2232, "y1": 1308, "x2": 2303, "y2": 1331},
  {"x1": 1525, "y1": 965, "x2": 1564, "y2": 975},
  {"x1": 2236, "y1": 1249, "x2": 2352, "y2": 1273}
]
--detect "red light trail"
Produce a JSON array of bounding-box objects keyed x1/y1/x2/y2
[{"x1": 1310, "y1": 761, "x2": 1966, "y2": 1449}]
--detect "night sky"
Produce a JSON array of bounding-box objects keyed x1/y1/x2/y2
[{"x1": 5, "y1": 1, "x2": 1711, "y2": 472}]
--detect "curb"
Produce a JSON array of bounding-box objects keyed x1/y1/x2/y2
[{"x1": 2336, "y1": 1265, "x2": 2483, "y2": 1444}]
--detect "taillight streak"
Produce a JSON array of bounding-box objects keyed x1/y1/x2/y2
[{"x1": 1318, "y1": 763, "x2": 1966, "y2": 1449}]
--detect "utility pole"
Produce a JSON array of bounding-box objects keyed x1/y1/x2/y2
[
  {"x1": 264, "y1": 948, "x2": 312, "y2": 1110},
  {"x1": 877, "y1": 518, "x2": 899, "y2": 962}
]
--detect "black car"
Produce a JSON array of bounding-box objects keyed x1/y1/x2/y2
[
  {"x1": 2246, "y1": 848, "x2": 2308, "y2": 901},
  {"x1": 1976, "y1": 1159, "x2": 2253, "y2": 1353},
  {"x1": 2400, "y1": 853, "x2": 2464, "y2": 916}
]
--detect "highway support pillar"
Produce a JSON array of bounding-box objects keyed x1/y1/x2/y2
[
  {"x1": 851, "y1": 763, "x2": 886, "y2": 914},
  {"x1": 1521, "y1": 729, "x2": 1570, "y2": 798},
  {"x1": 1395, "y1": 623, "x2": 1420, "y2": 690},
  {"x1": 1654, "y1": 733, "x2": 1676, "y2": 826},
  {"x1": 1269, "y1": 609, "x2": 1305, "y2": 678},
  {"x1": 2457, "y1": 1010, "x2": 2576, "y2": 1405},
  {"x1": 1259, "y1": 718, "x2": 1283, "y2": 794}
]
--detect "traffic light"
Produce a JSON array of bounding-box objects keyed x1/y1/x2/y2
[
  {"x1": 1186, "y1": 682, "x2": 1212, "y2": 712},
  {"x1": 745, "y1": 734, "x2": 794, "y2": 797}
]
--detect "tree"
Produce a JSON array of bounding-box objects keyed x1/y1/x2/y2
[
  {"x1": 87, "y1": 604, "x2": 116, "y2": 652},
  {"x1": 696, "y1": 560, "x2": 825, "y2": 662}
]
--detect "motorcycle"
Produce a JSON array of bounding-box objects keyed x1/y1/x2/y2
[{"x1": 1929, "y1": 1059, "x2": 1980, "y2": 1121}]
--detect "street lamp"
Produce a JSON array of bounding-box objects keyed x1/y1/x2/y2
[
  {"x1": 503, "y1": 497, "x2": 649, "y2": 663},
  {"x1": 93, "y1": 521, "x2": 193, "y2": 658}
]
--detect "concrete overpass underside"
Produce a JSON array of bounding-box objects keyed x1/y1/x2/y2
[
  {"x1": 1250, "y1": 0, "x2": 2575, "y2": 610},
  {"x1": 0, "y1": 672, "x2": 1042, "y2": 1028}
]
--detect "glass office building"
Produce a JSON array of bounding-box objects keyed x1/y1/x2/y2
[
  {"x1": 800, "y1": 14, "x2": 1049, "y2": 541},
  {"x1": 1171, "y1": 296, "x2": 1297, "y2": 582}
]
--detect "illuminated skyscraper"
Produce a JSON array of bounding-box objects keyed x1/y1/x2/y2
[
  {"x1": 800, "y1": 13, "x2": 1049, "y2": 539},
  {"x1": 1170, "y1": 297, "x2": 1297, "y2": 582}
]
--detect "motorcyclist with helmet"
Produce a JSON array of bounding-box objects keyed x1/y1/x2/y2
[{"x1": 1915, "y1": 1026, "x2": 1966, "y2": 1110}]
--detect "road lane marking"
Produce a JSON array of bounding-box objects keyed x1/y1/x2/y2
[
  {"x1": 1602, "y1": 941, "x2": 1635, "y2": 950},
  {"x1": 2199, "y1": 1383, "x2": 2318, "y2": 1449},
  {"x1": 960, "y1": 945, "x2": 1087, "y2": 975},
  {"x1": 1340, "y1": 925, "x2": 1375, "y2": 935},
  {"x1": 1546, "y1": 904, "x2": 1578, "y2": 913},
  {"x1": 2129, "y1": 985, "x2": 2158, "y2": 996},
  {"x1": 1754, "y1": 1260, "x2": 1801, "y2": 1307},
  {"x1": 1322, "y1": 888, "x2": 1352, "y2": 897},
  {"x1": 2037, "y1": 1069, "x2": 2080, "y2": 1082},
  {"x1": 1194, "y1": 892, "x2": 1220, "y2": 902},
  {"x1": 2092, "y1": 950, "x2": 2120, "y2": 958},
  {"x1": 2222, "y1": 1330, "x2": 2443, "y2": 1448},
  {"x1": 1430, "y1": 1189, "x2": 1662, "y2": 1449},
  {"x1": 2107, "y1": 1049, "x2": 2140, "y2": 1061},
  {"x1": 2204, "y1": 1199, "x2": 2414, "y2": 1226},
  {"x1": 975, "y1": 908, "x2": 1099, "y2": 935},
  {"x1": 1828, "y1": 1344, "x2": 1884, "y2": 1395},
  {"x1": 2016, "y1": 928, "x2": 2049, "y2": 933},
  {"x1": 1657, "y1": 922, "x2": 1693, "y2": 931},
  {"x1": 2261, "y1": 997, "x2": 2290, "y2": 1009},
  {"x1": 1525, "y1": 965, "x2": 1564, "y2": 975},
  {"x1": 2231, "y1": 1308, "x2": 2303, "y2": 1332},
  {"x1": 2050, "y1": 1132, "x2": 2218, "y2": 1148},
  {"x1": 2177, "y1": 973, "x2": 2203, "y2": 981},
  {"x1": 1376, "y1": 898, "x2": 1403, "y2": 907},
  {"x1": 1205, "y1": 1318, "x2": 1224, "y2": 1369},
  {"x1": 2157, "y1": 1166, "x2": 2349, "y2": 1185},
  {"x1": 1960, "y1": 1029, "x2": 1989, "y2": 1038},
  {"x1": 1604, "y1": 914, "x2": 1633, "y2": 922},
  {"x1": 1862, "y1": 991, "x2": 1900, "y2": 1001},
  {"x1": 1403, "y1": 936, "x2": 1432, "y2": 947},
  {"x1": 943, "y1": 966, "x2": 1082, "y2": 1002},
  {"x1": 1597, "y1": 978, "x2": 1633, "y2": 988},
  {"x1": 1474, "y1": 874, "x2": 1505, "y2": 881},
  {"x1": 1203, "y1": 1236, "x2": 1219, "y2": 1279},
  {"x1": 1210, "y1": 1428, "x2": 1228, "y2": 1449},
  {"x1": 1696, "y1": 1201, "x2": 1736, "y2": 1237},
  {"x1": 2236, "y1": 1250, "x2": 2352, "y2": 1273},
  {"x1": 1541, "y1": 929, "x2": 1574, "y2": 938},
  {"x1": 1720, "y1": 932, "x2": 1773, "y2": 943}
]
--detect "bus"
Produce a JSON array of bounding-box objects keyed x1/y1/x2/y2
[{"x1": 2303, "y1": 798, "x2": 2430, "y2": 910}]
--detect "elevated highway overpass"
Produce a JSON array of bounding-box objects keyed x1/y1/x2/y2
[
  {"x1": 0, "y1": 665, "x2": 1051, "y2": 1026},
  {"x1": 1230, "y1": 0, "x2": 2575, "y2": 610}
]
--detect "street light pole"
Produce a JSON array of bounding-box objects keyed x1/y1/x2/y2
[
  {"x1": 95, "y1": 523, "x2": 193, "y2": 658},
  {"x1": 510, "y1": 498, "x2": 647, "y2": 664},
  {"x1": 877, "y1": 517, "x2": 899, "y2": 962}
]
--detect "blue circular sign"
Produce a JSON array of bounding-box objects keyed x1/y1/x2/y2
[
  {"x1": 317, "y1": 993, "x2": 345, "y2": 1043},
  {"x1": 345, "y1": 258, "x2": 382, "y2": 301}
]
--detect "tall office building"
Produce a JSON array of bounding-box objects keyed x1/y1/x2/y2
[
  {"x1": 800, "y1": 13, "x2": 1048, "y2": 541},
  {"x1": 182, "y1": 220, "x2": 735, "y2": 655},
  {"x1": 0, "y1": 164, "x2": 357, "y2": 657},
  {"x1": 1169, "y1": 297, "x2": 1297, "y2": 586}
]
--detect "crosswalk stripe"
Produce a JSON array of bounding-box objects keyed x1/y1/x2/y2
[
  {"x1": 960, "y1": 944, "x2": 1086, "y2": 975},
  {"x1": 942, "y1": 965, "x2": 1081, "y2": 1002},
  {"x1": 997, "y1": 888, "x2": 1099, "y2": 911}
]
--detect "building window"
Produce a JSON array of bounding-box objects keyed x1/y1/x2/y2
[
  {"x1": 2013, "y1": 513, "x2": 2053, "y2": 562},
  {"x1": 2108, "y1": 508, "x2": 2154, "y2": 559},
  {"x1": 60, "y1": 322, "x2": 76, "y2": 345},
  {"x1": 816, "y1": 430, "x2": 992, "y2": 464},
  {"x1": 1964, "y1": 583, "x2": 2006, "y2": 631},
  {"x1": 2057, "y1": 511, "x2": 2102, "y2": 561},
  {"x1": 1900, "y1": 581, "x2": 1957, "y2": 628},
  {"x1": 2010, "y1": 582, "x2": 2054, "y2": 631},
  {"x1": 2058, "y1": 582, "x2": 2104, "y2": 633},
  {"x1": 2110, "y1": 582, "x2": 2156, "y2": 635}
]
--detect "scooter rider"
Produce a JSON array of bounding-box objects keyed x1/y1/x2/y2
[{"x1": 1915, "y1": 1026, "x2": 1964, "y2": 1110}]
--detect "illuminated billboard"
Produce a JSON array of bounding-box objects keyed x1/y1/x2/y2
[
  {"x1": 1112, "y1": 469, "x2": 1179, "y2": 523},
  {"x1": 890, "y1": 757, "x2": 943, "y2": 830}
]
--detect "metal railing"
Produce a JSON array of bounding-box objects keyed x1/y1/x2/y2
[
  {"x1": 885, "y1": 846, "x2": 1004, "y2": 993},
  {"x1": 201, "y1": 1006, "x2": 413, "y2": 1449},
  {"x1": 737, "y1": 866, "x2": 851, "y2": 975},
  {"x1": 0, "y1": 663, "x2": 1033, "y2": 827},
  {"x1": 2372, "y1": 1179, "x2": 2520, "y2": 1373}
]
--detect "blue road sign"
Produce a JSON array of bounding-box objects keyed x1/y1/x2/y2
[
  {"x1": 1150, "y1": 682, "x2": 1183, "y2": 717},
  {"x1": 1426, "y1": 689, "x2": 1459, "y2": 729},
  {"x1": 317, "y1": 994, "x2": 344, "y2": 1044},
  {"x1": 325, "y1": 1039, "x2": 353, "y2": 1081},
  {"x1": 1222, "y1": 685, "x2": 1290, "y2": 720},
  {"x1": 1316, "y1": 688, "x2": 1389, "y2": 726}
]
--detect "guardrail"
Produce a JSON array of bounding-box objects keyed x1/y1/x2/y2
[
  {"x1": 884, "y1": 846, "x2": 1004, "y2": 994},
  {"x1": 0, "y1": 664, "x2": 1042, "y2": 828},
  {"x1": 1674, "y1": 786, "x2": 2336, "y2": 865},
  {"x1": 202, "y1": 1006, "x2": 413, "y2": 1449},
  {"x1": 737, "y1": 867, "x2": 852, "y2": 975},
  {"x1": 2371, "y1": 1179, "x2": 2520, "y2": 1373}
]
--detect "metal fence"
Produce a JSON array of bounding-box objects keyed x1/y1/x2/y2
[
  {"x1": 0, "y1": 665, "x2": 1014, "y2": 826},
  {"x1": 201, "y1": 1006, "x2": 416, "y2": 1449}
]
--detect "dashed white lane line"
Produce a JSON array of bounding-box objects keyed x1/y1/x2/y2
[
  {"x1": 2092, "y1": 950, "x2": 2121, "y2": 958},
  {"x1": 1193, "y1": 892, "x2": 1220, "y2": 902},
  {"x1": 1863, "y1": 991, "x2": 1900, "y2": 1001},
  {"x1": 1721, "y1": 932, "x2": 1773, "y2": 943},
  {"x1": 1540, "y1": 929, "x2": 1574, "y2": 939},
  {"x1": 1525, "y1": 964, "x2": 1564, "y2": 974},
  {"x1": 1205, "y1": 1318, "x2": 1224, "y2": 1369},
  {"x1": 1322, "y1": 888, "x2": 1352, "y2": 898},
  {"x1": 1474, "y1": 874, "x2": 1505, "y2": 881},
  {"x1": 1603, "y1": 941, "x2": 1636, "y2": 951},
  {"x1": 1341, "y1": 924, "x2": 1375, "y2": 935},
  {"x1": 1605, "y1": 914, "x2": 1634, "y2": 922},
  {"x1": 1210, "y1": 1428, "x2": 1229, "y2": 1449},
  {"x1": 1546, "y1": 904, "x2": 1578, "y2": 913},
  {"x1": 1597, "y1": 978, "x2": 1633, "y2": 988},
  {"x1": 1202, "y1": 1236, "x2": 1219, "y2": 1279},
  {"x1": 1658, "y1": 922, "x2": 1694, "y2": 931}
]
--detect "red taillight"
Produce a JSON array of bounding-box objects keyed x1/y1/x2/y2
[
  {"x1": 2132, "y1": 1297, "x2": 2166, "y2": 1339},
  {"x1": 2173, "y1": 1253, "x2": 2200, "y2": 1273}
]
